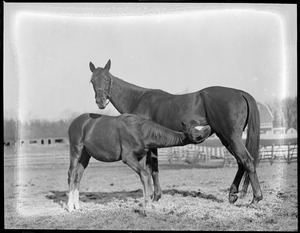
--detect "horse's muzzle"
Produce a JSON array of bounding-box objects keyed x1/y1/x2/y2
[
  {"x1": 96, "y1": 98, "x2": 107, "y2": 109},
  {"x1": 96, "y1": 101, "x2": 106, "y2": 109},
  {"x1": 97, "y1": 104, "x2": 106, "y2": 109}
]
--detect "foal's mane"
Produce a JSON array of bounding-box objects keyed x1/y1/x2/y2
[{"x1": 120, "y1": 114, "x2": 184, "y2": 147}]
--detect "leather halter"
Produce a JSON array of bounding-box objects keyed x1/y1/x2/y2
[{"x1": 95, "y1": 76, "x2": 113, "y2": 106}]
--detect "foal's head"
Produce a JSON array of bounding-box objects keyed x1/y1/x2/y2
[
  {"x1": 182, "y1": 122, "x2": 211, "y2": 144},
  {"x1": 89, "y1": 60, "x2": 113, "y2": 109}
]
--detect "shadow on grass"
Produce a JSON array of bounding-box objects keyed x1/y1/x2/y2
[
  {"x1": 46, "y1": 188, "x2": 223, "y2": 206},
  {"x1": 46, "y1": 189, "x2": 143, "y2": 205},
  {"x1": 163, "y1": 189, "x2": 224, "y2": 203}
]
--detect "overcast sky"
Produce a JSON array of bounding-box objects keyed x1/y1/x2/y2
[{"x1": 4, "y1": 3, "x2": 297, "y2": 122}]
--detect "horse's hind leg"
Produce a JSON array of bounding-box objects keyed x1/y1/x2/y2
[
  {"x1": 229, "y1": 166, "x2": 251, "y2": 202},
  {"x1": 73, "y1": 147, "x2": 91, "y2": 210},
  {"x1": 148, "y1": 149, "x2": 162, "y2": 201},
  {"x1": 229, "y1": 162, "x2": 245, "y2": 204},
  {"x1": 229, "y1": 139, "x2": 263, "y2": 204},
  {"x1": 239, "y1": 172, "x2": 250, "y2": 199},
  {"x1": 140, "y1": 154, "x2": 153, "y2": 199},
  {"x1": 222, "y1": 141, "x2": 246, "y2": 204},
  {"x1": 67, "y1": 143, "x2": 83, "y2": 212}
]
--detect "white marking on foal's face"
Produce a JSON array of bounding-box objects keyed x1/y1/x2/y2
[{"x1": 194, "y1": 126, "x2": 204, "y2": 131}]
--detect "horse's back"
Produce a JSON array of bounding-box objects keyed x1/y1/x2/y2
[
  {"x1": 200, "y1": 86, "x2": 247, "y2": 100},
  {"x1": 133, "y1": 90, "x2": 204, "y2": 131}
]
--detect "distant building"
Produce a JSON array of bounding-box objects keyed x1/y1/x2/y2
[
  {"x1": 16, "y1": 137, "x2": 69, "y2": 146},
  {"x1": 272, "y1": 127, "x2": 286, "y2": 135},
  {"x1": 257, "y1": 102, "x2": 274, "y2": 134},
  {"x1": 287, "y1": 127, "x2": 297, "y2": 135}
]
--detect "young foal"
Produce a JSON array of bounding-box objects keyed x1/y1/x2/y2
[{"x1": 67, "y1": 113, "x2": 210, "y2": 213}]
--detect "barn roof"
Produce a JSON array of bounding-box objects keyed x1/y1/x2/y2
[{"x1": 257, "y1": 102, "x2": 273, "y2": 124}]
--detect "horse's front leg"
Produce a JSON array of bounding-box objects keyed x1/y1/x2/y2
[
  {"x1": 148, "y1": 149, "x2": 162, "y2": 201},
  {"x1": 123, "y1": 152, "x2": 152, "y2": 216},
  {"x1": 67, "y1": 143, "x2": 83, "y2": 212}
]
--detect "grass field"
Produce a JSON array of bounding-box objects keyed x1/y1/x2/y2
[{"x1": 4, "y1": 145, "x2": 298, "y2": 230}]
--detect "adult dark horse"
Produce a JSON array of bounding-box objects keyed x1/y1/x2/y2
[
  {"x1": 67, "y1": 113, "x2": 205, "y2": 213},
  {"x1": 89, "y1": 60, "x2": 263, "y2": 205}
]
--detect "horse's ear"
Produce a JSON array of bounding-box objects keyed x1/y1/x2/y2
[
  {"x1": 104, "y1": 59, "x2": 111, "y2": 71},
  {"x1": 89, "y1": 62, "x2": 96, "y2": 72}
]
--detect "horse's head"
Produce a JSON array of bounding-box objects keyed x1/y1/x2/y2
[
  {"x1": 89, "y1": 60, "x2": 113, "y2": 109},
  {"x1": 182, "y1": 122, "x2": 211, "y2": 144}
]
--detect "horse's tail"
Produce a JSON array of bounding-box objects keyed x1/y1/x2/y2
[{"x1": 242, "y1": 93, "x2": 260, "y2": 167}]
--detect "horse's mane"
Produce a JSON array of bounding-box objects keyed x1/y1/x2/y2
[{"x1": 119, "y1": 114, "x2": 184, "y2": 147}]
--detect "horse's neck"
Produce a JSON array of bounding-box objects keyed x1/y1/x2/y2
[{"x1": 110, "y1": 76, "x2": 148, "y2": 113}]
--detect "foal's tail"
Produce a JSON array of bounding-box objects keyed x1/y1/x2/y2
[{"x1": 242, "y1": 93, "x2": 260, "y2": 167}]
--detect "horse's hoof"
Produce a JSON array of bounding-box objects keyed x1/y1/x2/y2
[
  {"x1": 67, "y1": 205, "x2": 75, "y2": 212},
  {"x1": 238, "y1": 191, "x2": 247, "y2": 199},
  {"x1": 133, "y1": 208, "x2": 147, "y2": 217},
  {"x1": 247, "y1": 202, "x2": 261, "y2": 210},
  {"x1": 74, "y1": 203, "x2": 80, "y2": 210},
  {"x1": 250, "y1": 195, "x2": 263, "y2": 205},
  {"x1": 229, "y1": 194, "x2": 238, "y2": 204},
  {"x1": 143, "y1": 209, "x2": 147, "y2": 217},
  {"x1": 152, "y1": 193, "x2": 162, "y2": 202}
]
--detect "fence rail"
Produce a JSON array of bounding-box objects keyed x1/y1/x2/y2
[
  {"x1": 162, "y1": 143, "x2": 297, "y2": 167},
  {"x1": 4, "y1": 143, "x2": 297, "y2": 167}
]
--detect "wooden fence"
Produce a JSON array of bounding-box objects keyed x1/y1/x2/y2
[
  {"x1": 163, "y1": 143, "x2": 298, "y2": 167},
  {"x1": 259, "y1": 143, "x2": 298, "y2": 165},
  {"x1": 3, "y1": 143, "x2": 297, "y2": 167}
]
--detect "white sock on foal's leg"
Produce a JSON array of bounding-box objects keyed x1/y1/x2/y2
[
  {"x1": 73, "y1": 189, "x2": 80, "y2": 210},
  {"x1": 67, "y1": 191, "x2": 75, "y2": 212}
]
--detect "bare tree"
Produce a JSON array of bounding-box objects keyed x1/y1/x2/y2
[
  {"x1": 266, "y1": 96, "x2": 297, "y2": 130},
  {"x1": 282, "y1": 97, "x2": 297, "y2": 130}
]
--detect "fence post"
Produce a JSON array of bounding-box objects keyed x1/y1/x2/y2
[
  {"x1": 258, "y1": 146, "x2": 262, "y2": 163},
  {"x1": 270, "y1": 144, "x2": 274, "y2": 165},
  {"x1": 287, "y1": 142, "x2": 291, "y2": 164}
]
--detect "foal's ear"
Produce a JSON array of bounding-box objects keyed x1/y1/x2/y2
[
  {"x1": 89, "y1": 62, "x2": 96, "y2": 72},
  {"x1": 181, "y1": 121, "x2": 187, "y2": 131},
  {"x1": 104, "y1": 59, "x2": 111, "y2": 71}
]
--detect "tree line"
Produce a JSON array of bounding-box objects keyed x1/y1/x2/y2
[
  {"x1": 4, "y1": 96, "x2": 297, "y2": 142},
  {"x1": 265, "y1": 96, "x2": 297, "y2": 130},
  {"x1": 4, "y1": 117, "x2": 76, "y2": 141}
]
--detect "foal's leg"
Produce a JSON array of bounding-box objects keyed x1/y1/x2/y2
[
  {"x1": 73, "y1": 147, "x2": 91, "y2": 210},
  {"x1": 67, "y1": 143, "x2": 83, "y2": 212},
  {"x1": 148, "y1": 149, "x2": 162, "y2": 201},
  {"x1": 123, "y1": 153, "x2": 152, "y2": 215}
]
